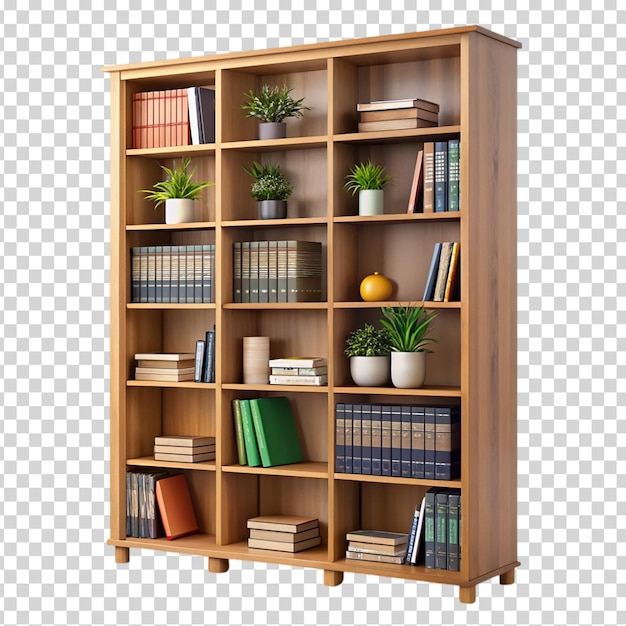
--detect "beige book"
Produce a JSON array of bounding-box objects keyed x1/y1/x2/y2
[
  {"x1": 248, "y1": 535, "x2": 322, "y2": 553},
  {"x1": 249, "y1": 527, "x2": 320, "y2": 543},
  {"x1": 247, "y1": 515, "x2": 319, "y2": 533}
]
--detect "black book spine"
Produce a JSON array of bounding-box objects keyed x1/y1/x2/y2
[
  {"x1": 401, "y1": 406, "x2": 412, "y2": 478},
  {"x1": 202, "y1": 328, "x2": 215, "y2": 383},
  {"x1": 344, "y1": 404, "x2": 353, "y2": 474},
  {"x1": 335, "y1": 403, "x2": 345, "y2": 474},
  {"x1": 424, "y1": 488, "x2": 439, "y2": 569},
  {"x1": 352, "y1": 403, "x2": 362, "y2": 475},
  {"x1": 411, "y1": 405, "x2": 425, "y2": 479},
  {"x1": 370, "y1": 404, "x2": 382, "y2": 476},
  {"x1": 131, "y1": 248, "x2": 140, "y2": 302},
  {"x1": 155, "y1": 245, "x2": 163, "y2": 303},
  {"x1": 447, "y1": 489, "x2": 461, "y2": 571},
  {"x1": 435, "y1": 490, "x2": 449, "y2": 569},
  {"x1": 434, "y1": 141, "x2": 448, "y2": 212},
  {"x1": 360, "y1": 404, "x2": 372, "y2": 475},
  {"x1": 424, "y1": 406, "x2": 436, "y2": 480},
  {"x1": 381, "y1": 405, "x2": 392, "y2": 476}
]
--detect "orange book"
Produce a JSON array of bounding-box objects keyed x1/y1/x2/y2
[
  {"x1": 406, "y1": 149, "x2": 424, "y2": 213},
  {"x1": 155, "y1": 474, "x2": 199, "y2": 540}
]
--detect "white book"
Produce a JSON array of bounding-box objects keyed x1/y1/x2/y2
[
  {"x1": 268, "y1": 357, "x2": 327, "y2": 368},
  {"x1": 269, "y1": 374, "x2": 328, "y2": 386}
]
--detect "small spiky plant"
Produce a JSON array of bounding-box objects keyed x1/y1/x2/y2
[
  {"x1": 242, "y1": 84, "x2": 310, "y2": 123},
  {"x1": 344, "y1": 160, "x2": 393, "y2": 195}
]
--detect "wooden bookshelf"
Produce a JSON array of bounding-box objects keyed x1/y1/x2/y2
[{"x1": 105, "y1": 25, "x2": 520, "y2": 602}]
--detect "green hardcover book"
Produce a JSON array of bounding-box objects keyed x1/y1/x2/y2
[
  {"x1": 231, "y1": 399, "x2": 248, "y2": 465},
  {"x1": 249, "y1": 396, "x2": 303, "y2": 467},
  {"x1": 239, "y1": 399, "x2": 261, "y2": 467}
]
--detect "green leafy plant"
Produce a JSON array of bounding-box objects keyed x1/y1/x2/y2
[
  {"x1": 242, "y1": 84, "x2": 311, "y2": 123},
  {"x1": 243, "y1": 161, "x2": 294, "y2": 201},
  {"x1": 139, "y1": 157, "x2": 214, "y2": 209},
  {"x1": 344, "y1": 324, "x2": 392, "y2": 358},
  {"x1": 379, "y1": 304, "x2": 438, "y2": 352},
  {"x1": 344, "y1": 160, "x2": 393, "y2": 195}
]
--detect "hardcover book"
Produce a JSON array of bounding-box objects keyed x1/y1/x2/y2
[
  {"x1": 154, "y1": 435, "x2": 215, "y2": 447},
  {"x1": 247, "y1": 515, "x2": 319, "y2": 533},
  {"x1": 356, "y1": 97, "x2": 440, "y2": 113},
  {"x1": 248, "y1": 536, "x2": 322, "y2": 553},
  {"x1": 239, "y1": 399, "x2": 261, "y2": 467},
  {"x1": 249, "y1": 396, "x2": 304, "y2": 467},
  {"x1": 345, "y1": 530, "x2": 409, "y2": 546},
  {"x1": 155, "y1": 474, "x2": 199, "y2": 540}
]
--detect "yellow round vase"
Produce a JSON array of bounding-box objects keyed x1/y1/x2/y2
[{"x1": 360, "y1": 272, "x2": 393, "y2": 301}]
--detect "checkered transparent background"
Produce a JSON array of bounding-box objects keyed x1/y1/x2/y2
[{"x1": 0, "y1": 1, "x2": 623, "y2": 625}]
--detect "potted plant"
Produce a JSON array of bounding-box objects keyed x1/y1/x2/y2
[
  {"x1": 344, "y1": 324, "x2": 392, "y2": 387},
  {"x1": 139, "y1": 156, "x2": 214, "y2": 224},
  {"x1": 242, "y1": 84, "x2": 310, "y2": 139},
  {"x1": 243, "y1": 161, "x2": 294, "y2": 219},
  {"x1": 344, "y1": 160, "x2": 393, "y2": 216},
  {"x1": 379, "y1": 304, "x2": 438, "y2": 388}
]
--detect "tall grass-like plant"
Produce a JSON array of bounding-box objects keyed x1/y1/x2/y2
[
  {"x1": 242, "y1": 84, "x2": 310, "y2": 123},
  {"x1": 139, "y1": 157, "x2": 214, "y2": 209},
  {"x1": 379, "y1": 304, "x2": 438, "y2": 352},
  {"x1": 344, "y1": 160, "x2": 393, "y2": 195}
]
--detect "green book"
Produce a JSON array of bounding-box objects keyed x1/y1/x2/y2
[
  {"x1": 231, "y1": 399, "x2": 248, "y2": 465},
  {"x1": 239, "y1": 399, "x2": 261, "y2": 467},
  {"x1": 249, "y1": 396, "x2": 303, "y2": 467}
]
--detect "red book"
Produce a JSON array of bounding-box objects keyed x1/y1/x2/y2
[{"x1": 155, "y1": 474, "x2": 199, "y2": 540}]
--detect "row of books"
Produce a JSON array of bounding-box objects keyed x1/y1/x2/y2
[
  {"x1": 126, "y1": 471, "x2": 199, "y2": 540},
  {"x1": 233, "y1": 240, "x2": 322, "y2": 303},
  {"x1": 423, "y1": 241, "x2": 460, "y2": 302},
  {"x1": 356, "y1": 97, "x2": 440, "y2": 133},
  {"x1": 132, "y1": 86, "x2": 215, "y2": 149},
  {"x1": 269, "y1": 356, "x2": 328, "y2": 386},
  {"x1": 231, "y1": 396, "x2": 303, "y2": 468},
  {"x1": 131, "y1": 245, "x2": 215, "y2": 304},
  {"x1": 247, "y1": 515, "x2": 321, "y2": 553},
  {"x1": 153, "y1": 435, "x2": 216, "y2": 463},
  {"x1": 335, "y1": 403, "x2": 460, "y2": 480}
]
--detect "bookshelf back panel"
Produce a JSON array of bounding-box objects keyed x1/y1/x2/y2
[
  {"x1": 126, "y1": 387, "x2": 163, "y2": 458},
  {"x1": 360, "y1": 482, "x2": 426, "y2": 534},
  {"x1": 162, "y1": 387, "x2": 216, "y2": 438},
  {"x1": 183, "y1": 469, "x2": 217, "y2": 535},
  {"x1": 126, "y1": 310, "x2": 164, "y2": 377},
  {"x1": 163, "y1": 309, "x2": 217, "y2": 355}
]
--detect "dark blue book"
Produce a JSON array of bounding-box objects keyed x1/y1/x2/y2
[
  {"x1": 352, "y1": 404, "x2": 362, "y2": 474},
  {"x1": 131, "y1": 248, "x2": 141, "y2": 302},
  {"x1": 435, "y1": 490, "x2": 449, "y2": 569},
  {"x1": 233, "y1": 242, "x2": 242, "y2": 303},
  {"x1": 411, "y1": 405, "x2": 425, "y2": 478},
  {"x1": 435, "y1": 406, "x2": 461, "y2": 480},
  {"x1": 447, "y1": 489, "x2": 461, "y2": 571},
  {"x1": 370, "y1": 404, "x2": 382, "y2": 475},
  {"x1": 391, "y1": 405, "x2": 402, "y2": 477},
  {"x1": 335, "y1": 403, "x2": 345, "y2": 474},
  {"x1": 360, "y1": 404, "x2": 372, "y2": 475},
  {"x1": 147, "y1": 245, "x2": 156, "y2": 302},
  {"x1": 381, "y1": 405, "x2": 393, "y2": 476},
  {"x1": 344, "y1": 404, "x2": 353, "y2": 474},
  {"x1": 423, "y1": 243, "x2": 442, "y2": 301},
  {"x1": 424, "y1": 488, "x2": 440, "y2": 569},
  {"x1": 401, "y1": 406, "x2": 412, "y2": 478},
  {"x1": 424, "y1": 406, "x2": 436, "y2": 480},
  {"x1": 447, "y1": 139, "x2": 460, "y2": 212},
  {"x1": 434, "y1": 141, "x2": 448, "y2": 212},
  {"x1": 202, "y1": 328, "x2": 215, "y2": 383}
]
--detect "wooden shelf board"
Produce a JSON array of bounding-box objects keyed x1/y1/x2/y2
[
  {"x1": 333, "y1": 385, "x2": 461, "y2": 397},
  {"x1": 336, "y1": 557, "x2": 466, "y2": 584},
  {"x1": 222, "y1": 461, "x2": 328, "y2": 479},
  {"x1": 333, "y1": 301, "x2": 460, "y2": 309},
  {"x1": 127, "y1": 456, "x2": 216, "y2": 471},
  {"x1": 333, "y1": 212, "x2": 460, "y2": 224},
  {"x1": 126, "y1": 221, "x2": 216, "y2": 231},
  {"x1": 221, "y1": 217, "x2": 328, "y2": 228},
  {"x1": 126, "y1": 144, "x2": 216, "y2": 158},
  {"x1": 334, "y1": 473, "x2": 461, "y2": 488},
  {"x1": 222, "y1": 302, "x2": 328, "y2": 310},
  {"x1": 222, "y1": 136, "x2": 327, "y2": 151},
  {"x1": 222, "y1": 383, "x2": 328, "y2": 393},
  {"x1": 127, "y1": 380, "x2": 216, "y2": 390},
  {"x1": 127, "y1": 303, "x2": 216, "y2": 310},
  {"x1": 333, "y1": 125, "x2": 462, "y2": 144}
]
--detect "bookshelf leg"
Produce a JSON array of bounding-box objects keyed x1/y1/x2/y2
[
  {"x1": 208, "y1": 557, "x2": 229, "y2": 574},
  {"x1": 115, "y1": 547, "x2": 130, "y2": 564},
  {"x1": 459, "y1": 585, "x2": 476, "y2": 604},
  {"x1": 500, "y1": 569, "x2": 515, "y2": 585},
  {"x1": 323, "y1": 570, "x2": 343, "y2": 587}
]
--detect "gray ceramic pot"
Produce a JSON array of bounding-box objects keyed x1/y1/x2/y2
[{"x1": 258, "y1": 200, "x2": 287, "y2": 219}]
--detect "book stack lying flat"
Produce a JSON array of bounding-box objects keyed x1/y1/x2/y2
[
  {"x1": 247, "y1": 515, "x2": 321, "y2": 553},
  {"x1": 345, "y1": 530, "x2": 409, "y2": 565},
  {"x1": 356, "y1": 98, "x2": 439, "y2": 132},
  {"x1": 269, "y1": 357, "x2": 328, "y2": 386},
  {"x1": 154, "y1": 435, "x2": 216, "y2": 463},
  {"x1": 135, "y1": 352, "x2": 196, "y2": 382}
]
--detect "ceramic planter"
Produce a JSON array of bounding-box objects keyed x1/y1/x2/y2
[
  {"x1": 258, "y1": 200, "x2": 287, "y2": 219},
  {"x1": 258, "y1": 122, "x2": 287, "y2": 140},
  {"x1": 390, "y1": 351, "x2": 426, "y2": 388},
  {"x1": 165, "y1": 198, "x2": 195, "y2": 224},
  {"x1": 359, "y1": 189, "x2": 384, "y2": 216},
  {"x1": 349, "y1": 355, "x2": 390, "y2": 387}
]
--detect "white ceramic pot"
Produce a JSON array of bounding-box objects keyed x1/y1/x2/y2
[
  {"x1": 258, "y1": 122, "x2": 287, "y2": 140},
  {"x1": 359, "y1": 189, "x2": 384, "y2": 216},
  {"x1": 165, "y1": 198, "x2": 195, "y2": 224},
  {"x1": 390, "y1": 351, "x2": 426, "y2": 388},
  {"x1": 349, "y1": 355, "x2": 390, "y2": 387}
]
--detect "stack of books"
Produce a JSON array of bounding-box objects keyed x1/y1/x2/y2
[
  {"x1": 345, "y1": 530, "x2": 409, "y2": 565},
  {"x1": 135, "y1": 353, "x2": 195, "y2": 382},
  {"x1": 356, "y1": 98, "x2": 439, "y2": 132},
  {"x1": 231, "y1": 396, "x2": 303, "y2": 468},
  {"x1": 154, "y1": 435, "x2": 216, "y2": 463},
  {"x1": 247, "y1": 515, "x2": 321, "y2": 553},
  {"x1": 269, "y1": 356, "x2": 328, "y2": 386}
]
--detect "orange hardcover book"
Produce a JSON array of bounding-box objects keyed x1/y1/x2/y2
[
  {"x1": 406, "y1": 149, "x2": 424, "y2": 214},
  {"x1": 155, "y1": 474, "x2": 199, "y2": 540}
]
